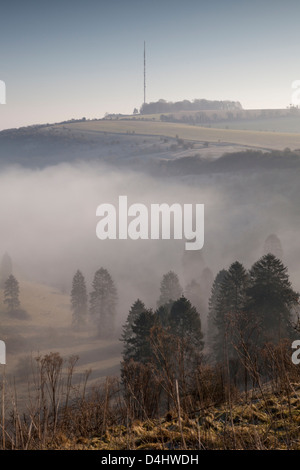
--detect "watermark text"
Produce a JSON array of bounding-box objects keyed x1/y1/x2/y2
[
  {"x1": 0, "y1": 80, "x2": 6, "y2": 104},
  {"x1": 96, "y1": 196, "x2": 204, "y2": 251},
  {"x1": 0, "y1": 340, "x2": 6, "y2": 365}
]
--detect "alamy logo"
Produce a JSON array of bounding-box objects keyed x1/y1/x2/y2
[
  {"x1": 0, "y1": 80, "x2": 6, "y2": 104},
  {"x1": 292, "y1": 340, "x2": 300, "y2": 365},
  {"x1": 0, "y1": 341, "x2": 6, "y2": 365},
  {"x1": 96, "y1": 196, "x2": 204, "y2": 250}
]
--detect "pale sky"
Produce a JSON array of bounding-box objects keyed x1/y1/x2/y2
[{"x1": 0, "y1": 0, "x2": 300, "y2": 130}]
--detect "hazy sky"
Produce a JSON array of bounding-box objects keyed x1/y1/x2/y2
[{"x1": 1, "y1": 0, "x2": 300, "y2": 130}]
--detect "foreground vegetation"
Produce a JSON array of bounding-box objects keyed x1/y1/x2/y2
[
  {"x1": 64, "y1": 383, "x2": 300, "y2": 450},
  {"x1": 0, "y1": 340, "x2": 299, "y2": 450}
]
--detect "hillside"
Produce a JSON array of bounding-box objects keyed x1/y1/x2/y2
[
  {"x1": 56, "y1": 119, "x2": 300, "y2": 150},
  {"x1": 51, "y1": 384, "x2": 300, "y2": 450},
  {"x1": 0, "y1": 279, "x2": 122, "y2": 394},
  {"x1": 1, "y1": 115, "x2": 300, "y2": 176}
]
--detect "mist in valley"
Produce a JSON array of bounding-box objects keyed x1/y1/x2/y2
[
  {"x1": 1, "y1": 130, "x2": 300, "y2": 387},
  {"x1": 1, "y1": 151, "x2": 300, "y2": 314}
]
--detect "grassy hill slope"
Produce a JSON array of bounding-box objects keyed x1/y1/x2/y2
[
  {"x1": 0, "y1": 279, "x2": 122, "y2": 390},
  {"x1": 48, "y1": 383, "x2": 300, "y2": 450},
  {"x1": 56, "y1": 119, "x2": 300, "y2": 150}
]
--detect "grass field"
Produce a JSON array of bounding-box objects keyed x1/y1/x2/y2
[
  {"x1": 56, "y1": 119, "x2": 300, "y2": 150},
  {"x1": 209, "y1": 115, "x2": 300, "y2": 133},
  {"x1": 0, "y1": 279, "x2": 122, "y2": 393}
]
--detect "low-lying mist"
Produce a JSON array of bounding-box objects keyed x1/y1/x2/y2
[{"x1": 0, "y1": 156, "x2": 300, "y2": 329}]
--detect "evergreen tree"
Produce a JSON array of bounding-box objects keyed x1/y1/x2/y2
[
  {"x1": 207, "y1": 269, "x2": 228, "y2": 353},
  {"x1": 71, "y1": 270, "x2": 87, "y2": 329},
  {"x1": 89, "y1": 267, "x2": 117, "y2": 337},
  {"x1": 122, "y1": 297, "x2": 204, "y2": 366},
  {"x1": 162, "y1": 296, "x2": 204, "y2": 382},
  {"x1": 121, "y1": 299, "x2": 146, "y2": 361},
  {"x1": 213, "y1": 262, "x2": 249, "y2": 363},
  {"x1": 247, "y1": 253, "x2": 298, "y2": 343},
  {"x1": 157, "y1": 271, "x2": 183, "y2": 307},
  {"x1": 126, "y1": 309, "x2": 156, "y2": 364},
  {"x1": 155, "y1": 300, "x2": 174, "y2": 327},
  {"x1": 121, "y1": 296, "x2": 204, "y2": 408},
  {"x1": 169, "y1": 296, "x2": 204, "y2": 351},
  {"x1": 4, "y1": 274, "x2": 20, "y2": 313}
]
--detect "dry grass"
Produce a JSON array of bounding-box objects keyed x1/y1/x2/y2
[
  {"x1": 0, "y1": 280, "x2": 122, "y2": 402},
  {"x1": 45, "y1": 383, "x2": 300, "y2": 450},
  {"x1": 0, "y1": 342, "x2": 299, "y2": 450},
  {"x1": 55, "y1": 120, "x2": 300, "y2": 150},
  {"x1": 0, "y1": 280, "x2": 70, "y2": 329}
]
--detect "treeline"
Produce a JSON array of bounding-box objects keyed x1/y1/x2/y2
[
  {"x1": 159, "y1": 148, "x2": 300, "y2": 176},
  {"x1": 159, "y1": 108, "x2": 297, "y2": 125},
  {"x1": 140, "y1": 99, "x2": 242, "y2": 115},
  {"x1": 119, "y1": 253, "x2": 299, "y2": 418},
  {"x1": 207, "y1": 255, "x2": 298, "y2": 383},
  {"x1": 160, "y1": 110, "x2": 242, "y2": 125},
  {"x1": 0, "y1": 117, "x2": 90, "y2": 137}
]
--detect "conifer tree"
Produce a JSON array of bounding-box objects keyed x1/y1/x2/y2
[
  {"x1": 207, "y1": 269, "x2": 228, "y2": 353},
  {"x1": 213, "y1": 262, "x2": 249, "y2": 363},
  {"x1": 71, "y1": 270, "x2": 87, "y2": 329},
  {"x1": 247, "y1": 253, "x2": 298, "y2": 343},
  {"x1": 4, "y1": 274, "x2": 20, "y2": 313},
  {"x1": 157, "y1": 271, "x2": 183, "y2": 307},
  {"x1": 89, "y1": 267, "x2": 118, "y2": 337},
  {"x1": 169, "y1": 296, "x2": 204, "y2": 350},
  {"x1": 121, "y1": 299, "x2": 146, "y2": 361},
  {"x1": 126, "y1": 309, "x2": 156, "y2": 364},
  {"x1": 155, "y1": 300, "x2": 174, "y2": 327}
]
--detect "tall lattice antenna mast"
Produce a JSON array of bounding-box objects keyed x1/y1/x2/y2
[{"x1": 144, "y1": 41, "x2": 146, "y2": 104}]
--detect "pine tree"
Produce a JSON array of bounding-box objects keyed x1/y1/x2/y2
[
  {"x1": 169, "y1": 296, "x2": 204, "y2": 351},
  {"x1": 4, "y1": 274, "x2": 20, "y2": 313},
  {"x1": 161, "y1": 296, "x2": 204, "y2": 382},
  {"x1": 157, "y1": 271, "x2": 183, "y2": 307},
  {"x1": 247, "y1": 253, "x2": 298, "y2": 343},
  {"x1": 71, "y1": 270, "x2": 87, "y2": 329},
  {"x1": 121, "y1": 299, "x2": 146, "y2": 361},
  {"x1": 89, "y1": 267, "x2": 117, "y2": 337},
  {"x1": 155, "y1": 300, "x2": 174, "y2": 327},
  {"x1": 126, "y1": 309, "x2": 156, "y2": 364},
  {"x1": 207, "y1": 269, "x2": 228, "y2": 353},
  {"x1": 213, "y1": 262, "x2": 249, "y2": 363}
]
